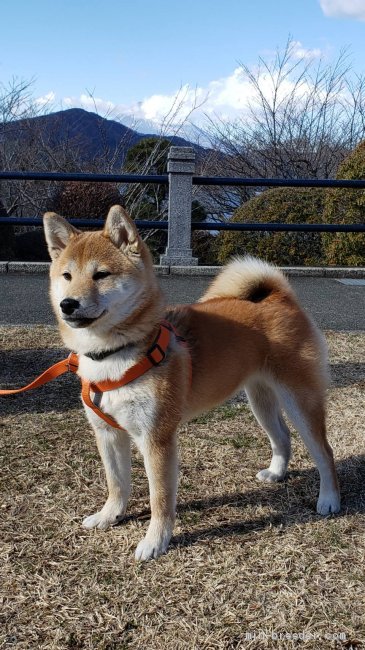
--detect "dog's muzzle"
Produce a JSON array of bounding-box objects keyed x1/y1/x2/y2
[
  {"x1": 60, "y1": 298, "x2": 80, "y2": 315},
  {"x1": 60, "y1": 299, "x2": 106, "y2": 328}
]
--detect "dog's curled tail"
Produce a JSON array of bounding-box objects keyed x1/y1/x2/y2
[{"x1": 199, "y1": 256, "x2": 295, "y2": 303}]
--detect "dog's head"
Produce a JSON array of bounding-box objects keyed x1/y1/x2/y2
[{"x1": 43, "y1": 206, "x2": 160, "y2": 345}]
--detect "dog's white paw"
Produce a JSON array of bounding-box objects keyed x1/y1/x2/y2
[
  {"x1": 316, "y1": 492, "x2": 341, "y2": 515},
  {"x1": 134, "y1": 535, "x2": 170, "y2": 561},
  {"x1": 256, "y1": 468, "x2": 285, "y2": 483},
  {"x1": 82, "y1": 512, "x2": 114, "y2": 530},
  {"x1": 134, "y1": 523, "x2": 172, "y2": 561},
  {"x1": 82, "y1": 501, "x2": 126, "y2": 530}
]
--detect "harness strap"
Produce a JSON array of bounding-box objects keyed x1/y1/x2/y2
[
  {"x1": 81, "y1": 380, "x2": 123, "y2": 429},
  {"x1": 89, "y1": 322, "x2": 171, "y2": 393},
  {"x1": 82, "y1": 323, "x2": 172, "y2": 430},
  {"x1": 0, "y1": 321, "x2": 190, "y2": 431}
]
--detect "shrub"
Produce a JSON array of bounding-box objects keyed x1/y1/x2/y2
[
  {"x1": 47, "y1": 181, "x2": 123, "y2": 219},
  {"x1": 192, "y1": 231, "x2": 218, "y2": 265},
  {"x1": 0, "y1": 200, "x2": 15, "y2": 260},
  {"x1": 14, "y1": 229, "x2": 48, "y2": 261},
  {"x1": 217, "y1": 187, "x2": 325, "y2": 265},
  {"x1": 11, "y1": 182, "x2": 124, "y2": 261},
  {"x1": 322, "y1": 141, "x2": 365, "y2": 266}
]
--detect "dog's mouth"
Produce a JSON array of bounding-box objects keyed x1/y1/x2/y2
[{"x1": 63, "y1": 311, "x2": 106, "y2": 328}]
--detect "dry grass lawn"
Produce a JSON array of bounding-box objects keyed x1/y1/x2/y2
[{"x1": 0, "y1": 326, "x2": 364, "y2": 649}]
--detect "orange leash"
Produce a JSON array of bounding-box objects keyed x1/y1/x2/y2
[
  {"x1": 0, "y1": 322, "x2": 190, "y2": 431},
  {"x1": 0, "y1": 352, "x2": 79, "y2": 395}
]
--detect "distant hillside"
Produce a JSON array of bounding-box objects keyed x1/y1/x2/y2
[{"x1": 1, "y1": 107, "x2": 203, "y2": 169}]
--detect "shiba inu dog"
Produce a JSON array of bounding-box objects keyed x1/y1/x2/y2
[{"x1": 43, "y1": 205, "x2": 340, "y2": 560}]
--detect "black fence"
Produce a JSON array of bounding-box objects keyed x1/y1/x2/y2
[{"x1": 0, "y1": 170, "x2": 364, "y2": 234}]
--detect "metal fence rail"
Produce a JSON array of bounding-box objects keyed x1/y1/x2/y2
[
  {"x1": 1, "y1": 145, "x2": 364, "y2": 266},
  {"x1": 0, "y1": 171, "x2": 168, "y2": 185},
  {"x1": 0, "y1": 217, "x2": 364, "y2": 233},
  {"x1": 1, "y1": 169, "x2": 365, "y2": 188}
]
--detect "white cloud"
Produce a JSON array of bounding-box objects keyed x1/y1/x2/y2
[
  {"x1": 290, "y1": 40, "x2": 323, "y2": 59},
  {"x1": 62, "y1": 93, "x2": 116, "y2": 114},
  {"x1": 58, "y1": 68, "x2": 308, "y2": 131},
  {"x1": 62, "y1": 86, "x2": 209, "y2": 129},
  {"x1": 55, "y1": 41, "x2": 327, "y2": 131},
  {"x1": 137, "y1": 85, "x2": 204, "y2": 122},
  {"x1": 118, "y1": 69, "x2": 259, "y2": 126},
  {"x1": 36, "y1": 91, "x2": 56, "y2": 107},
  {"x1": 319, "y1": 0, "x2": 365, "y2": 21}
]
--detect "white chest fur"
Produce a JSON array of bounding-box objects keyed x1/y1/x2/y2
[{"x1": 77, "y1": 351, "x2": 159, "y2": 440}]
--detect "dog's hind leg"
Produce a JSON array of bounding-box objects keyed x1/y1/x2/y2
[
  {"x1": 276, "y1": 384, "x2": 340, "y2": 515},
  {"x1": 82, "y1": 424, "x2": 131, "y2": 530},
  {"x1": 245, "y1": 378, "x2": 291, "y2": 482}
]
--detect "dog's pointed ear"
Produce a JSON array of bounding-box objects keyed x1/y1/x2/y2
[
  {"x1": 43, "y1": 212, "x2": 80, "y2": 260},
  {"x1": 104, "y1": 205, "x2": 142, "y2": 255}
]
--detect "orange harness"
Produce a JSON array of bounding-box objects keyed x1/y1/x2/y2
[{"x1": 0, "y1": 320, "x2": 189, "y2": 431}]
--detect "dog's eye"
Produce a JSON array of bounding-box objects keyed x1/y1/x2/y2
[
  {"x1": 63, "y1": 272, "x2": 72, "y2": 281},
  {"x1": 93, "y1": 271, "x2": 111, "y2": 281}
]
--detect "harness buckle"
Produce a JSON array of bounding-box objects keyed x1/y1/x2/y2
[
  {"x1": 67, "y1": 352, "x2": 79, "y2": 373},
  {"x1": 146, "y1": 343, "x2": 166, "y2": 366}
]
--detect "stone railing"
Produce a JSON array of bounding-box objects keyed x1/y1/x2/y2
[{"x1": 160, "y1": 146, "x2": 198, "y2": 266}]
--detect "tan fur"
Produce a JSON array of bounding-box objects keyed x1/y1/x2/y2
[
  {"x1": 199, "y1": 255, "x2": 295, "y2": 302},
  {"x1": 43, "y1": 206, "x2": 340, "y2": 561}
]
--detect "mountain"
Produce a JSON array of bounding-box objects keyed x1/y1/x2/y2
[{"x1": 1, "y1": 108, "x2": 202, "y2": 170}]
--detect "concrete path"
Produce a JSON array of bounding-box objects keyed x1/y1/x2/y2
[{"x1": 0, "y1": 273, "x2": 364, "y2": 331}]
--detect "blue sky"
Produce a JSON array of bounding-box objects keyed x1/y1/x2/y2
[{"x1": 1, "y1": 0, "x2": 365, "y2": 128}]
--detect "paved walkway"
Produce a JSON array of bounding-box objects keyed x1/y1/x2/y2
[{"x1": 0, "y1": 273, "x2": 364, "y2": 331}]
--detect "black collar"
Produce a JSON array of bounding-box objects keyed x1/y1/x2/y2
[
  {"x1": 83, "y1": 322, "x2": 176, "y2": 363},
  {"x1": 84, "y1": 343, "x2": 133, "y2": 362}
]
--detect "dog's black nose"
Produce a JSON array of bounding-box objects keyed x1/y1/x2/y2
[{"x1": 60, "y1": 298, "x2": 80, "y2": 315}]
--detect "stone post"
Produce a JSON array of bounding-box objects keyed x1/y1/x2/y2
[{"x1": 160, "y1": 146, "x2": 198, "y2": 266}]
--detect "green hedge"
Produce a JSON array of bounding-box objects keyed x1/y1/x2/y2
[
  {"x1": 322, "y1": 141, "x2": 365, "y2": 266},
  {"x1": 216, "y1": 187, "x2": 325, "y2": 265}
]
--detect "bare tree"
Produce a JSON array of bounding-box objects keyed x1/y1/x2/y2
[
  {"x1": 0, "y1": 78, "x2": 39, "y2": 215},
  {"x1": 0, "y1": 81, "x2": 206, "y2": 219},
  {"x1": 121, "y1": 86, "x2": 206, "y2": 213},
  {"x1": 203, "y1": 39, "x2": 365, "y2": 219},
  {"x1": 0, "y1": 77, "x2": 36, "y2": 125}
]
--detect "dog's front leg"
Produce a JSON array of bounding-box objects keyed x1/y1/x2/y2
[
  {"x1": 134, "y1": 434, "x2": 178, "y2": 561},
  {"x1": 82, "y1": 423, "x2": 131, "y2": 530}
]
